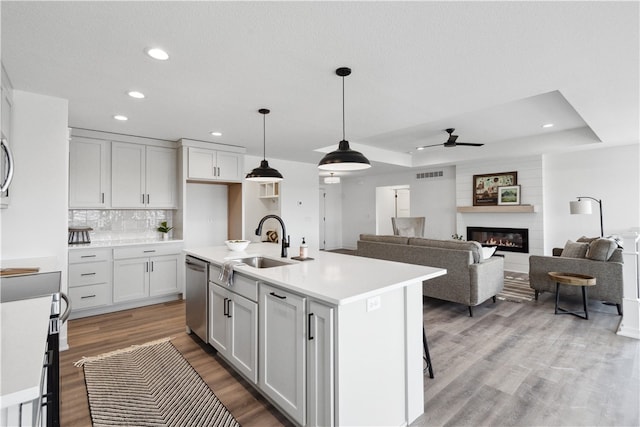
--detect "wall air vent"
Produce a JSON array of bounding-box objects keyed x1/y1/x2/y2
[{"x1": 416, "y1": 171, "x2": 444, "y2": 179}]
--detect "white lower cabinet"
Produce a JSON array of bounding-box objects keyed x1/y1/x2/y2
[
  {"x1": 259, "y1": 283, "x2": 306, "y2": 426},
  {"x1": 68, "y1": 248, "x2": 112, "y2": 318},
  {"x1": 113, "y1": 244, "x2": 181, "y2": 303},
  {"x1": 209, "y1": 281, "x2": 258, "y2": 383},
  {"x1": 306, "y1": 300, "x2": 335, "y2": 427}
]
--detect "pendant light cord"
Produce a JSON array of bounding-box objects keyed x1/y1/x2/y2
[
  {"x1": 263, "y1": 112, "x2": 266, "y2": 161},
  {"x1": 342, "y1": 74, "x2": 346, "y2": 141}
]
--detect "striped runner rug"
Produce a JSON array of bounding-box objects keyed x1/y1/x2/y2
[
  {"x1": 497, "y1": 275, "x2": 535, "y2": 303},
  {"x1": 75, "y1": 338, "x2": 239, "y2": 427}
]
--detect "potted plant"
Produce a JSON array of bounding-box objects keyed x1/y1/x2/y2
[{"x1": 157, "y1": 221, "x2": 173, "y2": 240}]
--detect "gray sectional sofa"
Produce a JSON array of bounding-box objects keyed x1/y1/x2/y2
[
  {"x1": 528, "y1": 238, "x2": 624, "y2": 314},
  {"x1": 356, "y1": 234, "x2": 504, "y2": 316}
]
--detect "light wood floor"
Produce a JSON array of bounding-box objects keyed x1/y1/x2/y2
[
  {"x1": 60, "y1": 300, "x2": 292, "y2": 427},
  {"x1": 61, "y1": 292, "x2": 639, "y2": 427}
]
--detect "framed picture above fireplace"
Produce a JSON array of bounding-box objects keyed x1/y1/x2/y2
[
  {"x1": 473, "y1": 171, "x2": 517, "y2": 206},
  {"x1": 497, "y1": 185, "x2": 521, "y2": 205}
]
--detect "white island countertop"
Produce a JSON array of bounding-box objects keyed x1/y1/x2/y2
[
  {"x1": 185, "y1": 243, "x2": 446, "y2": 306},
  {"x1": 1, "y1": 295, "x2": 52, "y2": 409}
]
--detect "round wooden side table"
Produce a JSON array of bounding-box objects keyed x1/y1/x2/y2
[{"x1": 548, "y1": 272, "x2": 596, "y2": 320}]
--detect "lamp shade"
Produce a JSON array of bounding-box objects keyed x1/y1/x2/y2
[
  {"x1": 318, "y1": 140, "x2": 371, "y2": 171},
  {"x1": 570, "y1": 199, "x2": 592, "y2": 215},
  {"x1": 246, "y1": 159, "x2": 283, "y2": 182},
  {"x1": 246, "y1": 108, "x2": 283, "y2": 182}
]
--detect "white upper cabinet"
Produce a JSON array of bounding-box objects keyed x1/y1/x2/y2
[
  {"x1": 111, "y1": 142, "x2": 177, "y2": 208},
  {"x1": 146, "y1": 146, "x2": 178, "y2": 208},
  {"x1": 69, "y1": 138, "x2": 110, "y2": 208},
  {"x1": 187, "y1": 147, "x2": 242, "y2": 182}
]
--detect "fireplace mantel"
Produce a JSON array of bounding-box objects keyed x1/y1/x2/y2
[{"x1": 457, "y1": 205, "x2": 535, "y2": 213}]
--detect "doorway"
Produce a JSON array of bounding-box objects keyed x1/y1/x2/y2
[{"x1": 375, "y1": 185, "x2": 410, "y2": 235}]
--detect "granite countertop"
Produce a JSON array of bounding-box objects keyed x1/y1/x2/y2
[{"x1": 185, "y1": 243, "x2": 446, "y2": 306}]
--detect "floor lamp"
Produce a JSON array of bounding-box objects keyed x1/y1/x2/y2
[{"x1": 569, "y1": 196, "x2": 604, "y2": 237}]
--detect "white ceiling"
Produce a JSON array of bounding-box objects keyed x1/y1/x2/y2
[{"x1": 2, "y1": 1, "x2": 638, "y2": 177}]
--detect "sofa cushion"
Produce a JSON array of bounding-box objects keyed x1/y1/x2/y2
[
  {"x1": 560, "y1": 240, "x2": 589, "y2": 258},
  {"x1": 408, "y1": 238, "x2": 484, "y2": 263},
  {"x1": 587, "y1": 238, "x2": 617, "y2": 261},
  {"x1": 359, "y1": 234, "x2": 409, "y2": 245}
]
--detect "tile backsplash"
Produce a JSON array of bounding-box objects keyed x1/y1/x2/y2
[{"x1": 69, "y1": 210, "x2": 174, "y2": 241}]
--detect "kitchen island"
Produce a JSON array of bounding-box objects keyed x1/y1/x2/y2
[{"x1": 185, "y1": 243, "x2": 446, "y2": 427}]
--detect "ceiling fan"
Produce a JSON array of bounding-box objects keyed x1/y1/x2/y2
[{"x1": 419, "y1": 128, "x2": 484, "y2": 149}]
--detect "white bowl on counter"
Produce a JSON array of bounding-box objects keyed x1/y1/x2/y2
[{"x1": 225, "y1": 240, "x2": 250, "y2": 251}]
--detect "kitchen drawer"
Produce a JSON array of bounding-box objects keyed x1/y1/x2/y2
[
  {"x1": 69, "y1": 261, "x2": 109, "y2": 287},
  {"x1": 69, "y1": 248, "x2": 111, "y2": 263},
  {"x1": 113, "y1": 244, "x2": 182, "y2": 260},
  {"x1": 209, "y1": 264, "x2": 258, "y2": 302},
  {"x1": 69, "y1": 283, "x2": 111, "y2": 310}
]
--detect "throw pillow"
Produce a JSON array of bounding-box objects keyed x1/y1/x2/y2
[
  {"x1": 560, "y1": 240, "x2": 589, "y2": 258},
  {"x1": 482, "y1": 246, "x2": 497, "y2": 260},
  {"x1": 577, "y1": 236, "x2": 599, "y2": 244},
  {"x1": 586, "y1": 238, "x2": 617, "y2": 261}
]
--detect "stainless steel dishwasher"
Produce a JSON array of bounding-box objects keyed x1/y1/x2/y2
[{"x1": 185, "y1": 255, "x2": 208, "y2": 343}]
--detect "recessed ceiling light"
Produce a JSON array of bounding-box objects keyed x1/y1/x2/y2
[
  {"x1": 146, "y1": 48, "x2": 169, "y2": 61},
  {"x1": 128, "y1": 91, "x2": 145, "y2": 99},
  {"x1": 542, "y1": 123, "x2": 554, "y2": 128},
  {"x1": 113, "y1": 115, "x2": 128, "y2": 121},
  {"x1": 210, "y1": 131, "x2": 222, "y2": 137}
]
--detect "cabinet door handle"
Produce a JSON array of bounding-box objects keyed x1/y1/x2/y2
[
  {"x1": 147, "y1": 194, "x2": 150, "y2": 204},
  {"x1": 142, "y1": 193, "x2": 145, "y2": 204},
  {"x1": 101, "y1": 192, "x2": 104, "y2": 204},
  {"x1": 151, "y1": 261, "x2": 154, "y2": 272},
  {"x1": 146, "y1": 262, "x2": 149, "y2": 273},
  {"x1": 226, "y1": 299, "x2": 232, "y2": 318},
  {"x1": 223, "y1": 297, "x2": 228, "y2": 316},
  {"x1": 143, "y1": 250, "x2": 156, "y2": 253},
  {"x1": 308, "y1": 313, "x2": 314, "y2": 340},
  {"x1": 80, "y1": 255, "x2": 97, "y2": 258},
  {"x1": 80, "y1": 272, "x2": 96, "y2": 276},
  {"x1": 81, "y1": 294, "x2": 96, "y2": 299},
  {"x1": 269, "y1": 291, "x2": 286, "y2": 300}
]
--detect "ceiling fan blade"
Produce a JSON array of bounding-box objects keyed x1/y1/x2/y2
[
  {"x1": 454, "y1": 142, "x2": 485, "y2": 147},
  {"x1": 418, "y1": 143, "x2": 446, "y2": 149}
]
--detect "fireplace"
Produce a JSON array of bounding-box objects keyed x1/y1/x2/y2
[{"x1": 467, "y1": 227, "x2": 529, "y2": 253}]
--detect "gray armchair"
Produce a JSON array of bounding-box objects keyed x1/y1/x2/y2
[
  {"x1": 391, "y1": 217, "x2": 425, "y2": 237},
  {"x1": 529, "y1": 248, "x2": 623, "y2": 314}
]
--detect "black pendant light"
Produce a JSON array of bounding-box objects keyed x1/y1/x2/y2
[
  {"x1": 246, "y1": 108, "x2": 283, "y2": 182},
  {"x1": 318, "y1": 67, "x2": 371, "y2": 171}
]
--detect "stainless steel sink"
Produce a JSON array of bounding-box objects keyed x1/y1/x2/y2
[{"x1": 236, "y1": 256, "x2": 291, "y2": 268}]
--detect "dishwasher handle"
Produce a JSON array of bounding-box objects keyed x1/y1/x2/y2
[{"x1": 185, "y1": 257, "x2": 206, "y2": 272}]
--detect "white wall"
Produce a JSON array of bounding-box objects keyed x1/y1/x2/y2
[
  {"x1": 543, "y1": 144, "x2": 640, "y2": 252},
  {"x1": 0, "y1": 90, "x2": 69, "y2": 345},
  {"x1": 244, "y1": 155, "x2": 319, "y2": 253},
  {"x1": 341, "y1": 166, "x2": 457, "y2": 249}
]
